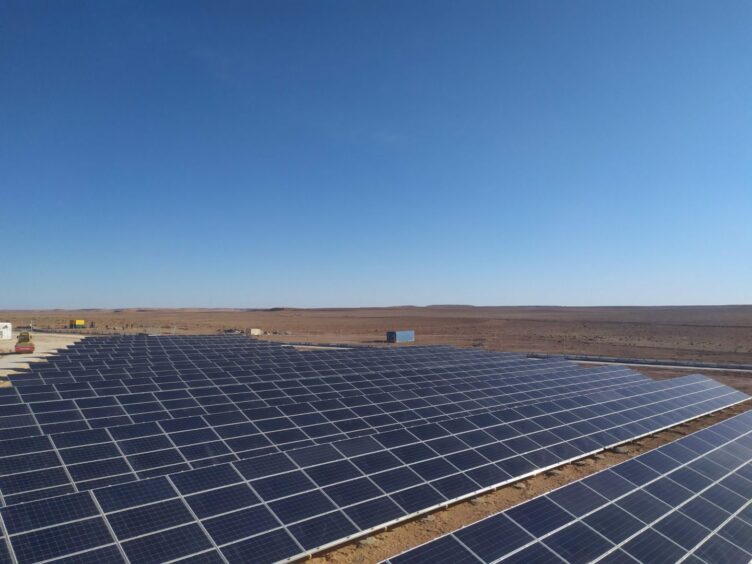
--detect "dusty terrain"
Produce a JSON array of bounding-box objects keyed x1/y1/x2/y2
[
  {"x1": 0, "y1": 332, "x2": 85, "y2": 380},
  {"x1": 2, "y1": 305, "x2": 752, "y2": 363}
]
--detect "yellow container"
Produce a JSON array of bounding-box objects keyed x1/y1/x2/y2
[{"x1": 69, "y1": 319, "x2": 86, "y2": 328}]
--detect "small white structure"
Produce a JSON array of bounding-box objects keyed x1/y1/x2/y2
[
  {"x1": 249, "y1": 328, "x2": 264, "y2": 336},
  {"x1": 0, "y1": 323, "x2": 11, "y2": 340}
]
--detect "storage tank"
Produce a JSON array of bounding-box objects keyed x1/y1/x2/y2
[
  {"x1": 0, "y1": 322, "x2": 11, "y2": 340},
  {"x1": 386, "y1": 330, "x2": 415, "y2": 343}
]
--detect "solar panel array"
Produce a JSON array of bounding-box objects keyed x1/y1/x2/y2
[
  {"x1": 389, "y1": 409, "x2": 752, "y2": 564},
  {"x1": 0, "y1": 335, "x2": 746, "y2": 563}
]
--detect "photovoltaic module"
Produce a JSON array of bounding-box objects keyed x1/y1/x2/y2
[
  {"x1": 0, "y1": 335, "x2": 746, "y2": 563},
  {"x1": 389, "y1": 410, "x2": 752, "y2": 563}
]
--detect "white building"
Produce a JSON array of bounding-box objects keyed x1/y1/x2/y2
[{"x1": 0, "y1": 323, "x2": 11, "y2": 340}]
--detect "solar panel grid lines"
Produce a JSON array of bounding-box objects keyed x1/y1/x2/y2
[
  {"x1": 153, "y1": 475, "x2": 232, "y2": 564},
  {"x1": 30, "y1": 344, "x2": 515, "y2": 362},
  {"x1": 2, "y1": 466, "x2": 303, "y2": 562},
  {"x1": 564, "y1": 437, "x2": 752, "y2": 563},
  {"x1": 35, "y1": 372, "x2": 620, "y2": 406},
  {"x1": 0, "y1": 372, "x2": 580, "y2": 438},
  {"x1": 0, "y1": 378, "x2": 624, "y2": 506},
  {"x1": 0, "y1": 366, "x2": 648, "y2": 458},
  {"x1": 0, "y1": 335, "x2": 748, "y2": 564},
  {"x1": 0, "y1": 378, "x2": 744, "y2": 564},
  {"x1": 386, "y1": 410, "x2": 752, "y2": 564},
  {"x1": 0, "y1": 365, "x2": 646, "y2": 447},
  {"x1": 689, "y1": 501, "x2": 752, "y2": 564},
  {"x1": 0, "y1": 509, "x2": 11, "y2": 564},
  {"x1": 0, "y1": 372, "x2": 743, "y2": 507},
  {"x1": 597, "y1": 453, "x2": 752, "y2": 562},
  {"x1": 9, "y1": 356, "x2": 531, "y2": 381},
  {"x1": 41, "y1": 358, "x2": 577, "y2": 390},
  {"x1": 8, "y1": 343, "x2": 529, "y2": 378},
  {"x1": 26, "y1": 374, "x2": 637, "y2": 429},
  {"x1": 11, "y1": 361, "x2": 577, "y2": 393},
  {"x1": 4, "y1": 361, "x2": 629, "y2": 413},
  {"x1": 85, "y1": 357, "x2": 529, "y2": 382},
  {"x1": 10, "y1": 361, "x2": 580, "y2": 403},
  {"x1": 0, "y1": 372, "x2": 725, "y2": 505},
  {"x1": 86, "y1": 490, "x2": 130, "y2": 564},
  {"x1": 22, "y1": 364, "x2": 604, "y2": 420}
]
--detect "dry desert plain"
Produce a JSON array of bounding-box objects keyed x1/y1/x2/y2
[{"x1": 2, "y1": 305, "x2": 752, "y2": 362}]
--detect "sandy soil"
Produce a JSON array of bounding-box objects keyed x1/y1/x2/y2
[
  {"x1": 2, "y1": 305, "x2": 752, "y2": 364},
  {"x1": 309, "y1": 402, "x2": 752, "y2": 564},
  {"x1": 0, "y1": 332, "x2": 85, "y2": 380}
]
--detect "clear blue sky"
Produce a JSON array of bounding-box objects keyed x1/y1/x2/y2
[{"x1": 2, "y1": 1, "x2": 750, "y2": 308}]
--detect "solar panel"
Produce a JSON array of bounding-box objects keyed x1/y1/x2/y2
[
  {"x1": 0, "y1": 371, "x2": 739, "y2": 505},
  {"x1": 0, "y1": 385, "x2": 744, "y2": 561},
  {"x1": 0, "y1": 364, "x2": 653, "y2": 503},
  {"x1": 388, "y1": 410, "x2": 752, "y2": 564},
  {"x1": 0, "y1": 335, "x2": 747, "y2": 564},
  {"x1": 4, "y1": 363, "x2": 641, "y2": 430}
]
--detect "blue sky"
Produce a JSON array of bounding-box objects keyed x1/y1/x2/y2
[{"x1": 2, "y1": 1, "x2": 751, "y2": 308}]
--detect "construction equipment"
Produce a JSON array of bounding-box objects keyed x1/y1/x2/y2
[
  {"x1": 69, "y1": 319, "x2": 86, "y2": 329},
  {"x1": 15, "y1": 332, "x2": 35, "y2": 354}
]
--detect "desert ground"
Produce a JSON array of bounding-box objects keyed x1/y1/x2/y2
[
  {"x1": 3, "y1": 305, "x2": 752, "y2": 362},
  {"x1": 0, "y1": 332, "x2": 86, "y2": 380}
]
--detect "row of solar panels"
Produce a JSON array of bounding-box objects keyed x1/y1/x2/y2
[
  {"x1": 19, "y1": 337, "x2": 515, "y2": 373},
  {"x1": 13, "y1": 353, "x2": 540, "y2": 385},
  {"x1": 0, "y1": 336, "x2": 747, "y2": 563},
  {"x1": 7, "y1": 357, "x2": 575, "y2": 394},
  {"x1": 11, "y1": 351, "x2": 553, "y2": 383},
  {"x1": 0, "y1": 365, "x2": 649, "y2": 505},
  {"x1": 0, "y1": 364, "x2": 638, "y2": 438},
  {"x1": 389, "y1": 409, "x2": 752, "y2": 563},
  {"x1": 0, "y1": 380, "x2": 744, "y2": 563}
]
